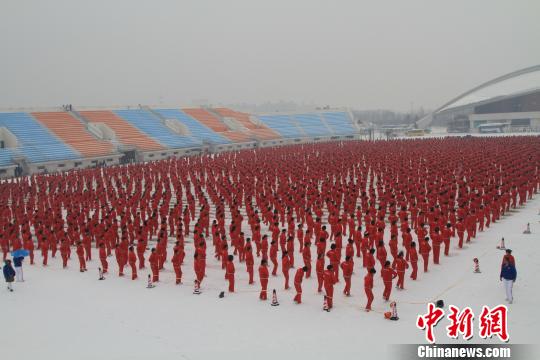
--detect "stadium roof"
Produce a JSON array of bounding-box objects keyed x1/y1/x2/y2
[{"x1": 441, "y1": 69, "x2": 540, "y2": 111}]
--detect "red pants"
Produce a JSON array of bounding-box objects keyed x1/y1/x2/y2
[
  {"x1": 433, "y1": 245, "x2": 440, "y2": 264},
  {"x1": 78, "y1": 256, "x2": 86, "y2": 271},
  {"x1": 283, "y1": 269, "x2": 289, "y2": 289},
  {"x1": 151, "y1": 265, "x2": 159, "y2": 282},
  {"x1": 457, "y1": 232, "x2": 464, "y2": 248},
  {"x1": 421, "y1": 254, "x2": 429, "y2": 272},
  {"x1": 410, "y1": 261, "x2": 418, "y2": 280},
  {"x1": 247, "y1": 265, "x2": 254, "y2": 284},
  {"x1": 260, "y1": 279, "x2": 268, "y2": 300},
  {"x1": 130, "y1": 262, "x2": 137, "y2": 280},
  {"x1": 42, "y1": 251, "x2": 48, "y2": 266},
  {"x1": 227, "y1": 274, "x2": 235, "y2": 292},
  {"x1": 294, "y1": 282, "x2": 302, "y2": 303},
  {"x1": 397, "y1": 271, "x2": 405, "y2": 289},
  {"x1": 137, "y1": 252, "x2": 145, "y2": 269},
  {"x1": 317, "y1": 272, "x2": 323, "y2": 292},
  {"x1": 383, "y1": 280, "x2": 392, "y2": 300},
  {"x1": 343, "y1": 276, "x2": 351, "y2": 295},
  {"x1": 271, "y1": 257, "x2": 278, "y2": 275},
  {"x1": 61, "y1": 254, "x2": 68, "y2": 268},
  {"x1": 173, "y1": 265, "x2": 181, "y2": 284},
  {"x1": 118, "y1": 262, "x2": 124, "y2": 276},
  {"x1": 443, "y1": 240, "x2": 450, "y2": 256},
  {"x1": 303, "y1": 259, "x2": 311, "y2": 278},
  {"x1": 29, "y1": 250, "x2": 34, "y2": 265},
  {"x1": 325, "y1": 286, "x2": 334, "y2": 308},
  {"x1": 365, "y1": 287, "x2": 374, "y2": 310},
  {"x1": 84, "y1": 246, "x2": 91, "y2": 261},
  {"x1": 100, "y1": 257, "x2": 108, "y2": 272}
]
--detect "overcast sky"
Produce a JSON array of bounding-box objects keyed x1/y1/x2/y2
[{"x1": 1, "y1": 0, "x2": 539, "y2": 111}]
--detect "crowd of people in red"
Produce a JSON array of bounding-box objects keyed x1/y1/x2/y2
[{"x1": 0, "y1": 136, "x2": 538, "y2": 311}]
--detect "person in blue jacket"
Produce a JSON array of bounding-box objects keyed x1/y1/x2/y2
[
  {"x1": 3, "y1": 259, "x2": 16, "y2": 292},
  {"x1": 500, "y1": 254, "x2": 517, "y2": 304}
]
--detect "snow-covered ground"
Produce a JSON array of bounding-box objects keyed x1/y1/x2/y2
[{"x1": 2, "y1": 194, "x2": 539, "y2": 359}]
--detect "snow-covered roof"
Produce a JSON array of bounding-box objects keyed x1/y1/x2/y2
[{"x1": 441, "y1": 69, "x2": 540, "y2": 112}]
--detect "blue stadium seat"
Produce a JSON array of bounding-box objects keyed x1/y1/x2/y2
[
  {"x1": 0, "y1": 113, "x2": 79, "y2": 163},
  {"x1": 257, "y1": 115, "x2": 305, "y2": 138},
  {"x1": 322, "y1": 112, "x2": 357, "y2": 134},
  {"x1": 153, "y1": 109, "x2": 230, "y2": 145},
  {"x1": 293, "y1": 114, "x2": 331, "y2": 137},
  {"x1": 114, "y1": 110, "x2": 203, "y2": 148},
  {"x1": 0, "y1": 148, "x2": 13, "y2": 166}
]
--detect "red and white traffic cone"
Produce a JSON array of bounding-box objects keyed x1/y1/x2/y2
[
  {"x1": 473, "y1": 258, "x2": 481, "y2": 273},
  {"x1": 271, "y1": 289, "x2": 279, "y2": 306}
]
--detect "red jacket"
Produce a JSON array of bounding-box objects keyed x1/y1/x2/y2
[
  {"x1": 340, "y1": 261, "x2": 353, "y2": 278},
  {"x1": 381, "y1": 267, "x2": 397, "y2": 282}
]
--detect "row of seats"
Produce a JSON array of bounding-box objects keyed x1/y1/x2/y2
[
  {"x1": 80, "y1": 111, "x2": 163, "y2": 151},
  {"x1": 32, "y1": 112, "x2": 113, "y2": 157},
  {"x1": 0, "y1": 112, "x2": 79, "y2": 163},
  {"x1": 258, "y1": 112, "x2": 356, "y2": 138},
  {"x1": 0, "y1": 109, "x2": 357, "y2": 166},
  {"x1": 114, "y1": 110, "x2": 202, "y2": 149}
]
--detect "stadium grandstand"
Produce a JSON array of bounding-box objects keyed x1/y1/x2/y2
[{"x1": 0, "y1": 107, "x2": 358, "y2": 178}]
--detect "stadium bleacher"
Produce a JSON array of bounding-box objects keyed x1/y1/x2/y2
[
  {"x1": 257, "y1": 114, "x2": 306, "y2": 138},
  {"x1": 322, "y1": 112, "x2": 357, "y2": 134},
  {"x1": 0, "y1": 148, "x2": 13, "y2": 167},
  {"x1": 0, "y1": 112, "x2": 79, "y2": 163},
  {"x1": 114, "y1": 109, "x2": 202, "y2": 148},
  {"x1": 32, "y1": 112, "x2": 114, "y2": 157},
  {"x1": 0, "y1": 108, "x2": 357, "y2": 170},
  {"x1": 154, "y1": 109, "x2": 230, "y2": 144},
  {"x1": 292, "y1": 113, "x2": 332, "y2": 137},
  {"x1": 80, "y1": 110, "x2": 163, "y2": 151}
]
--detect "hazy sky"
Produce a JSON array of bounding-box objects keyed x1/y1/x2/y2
[{"x1": 1, "y1": 0, "x2": 539, "y2": 111}]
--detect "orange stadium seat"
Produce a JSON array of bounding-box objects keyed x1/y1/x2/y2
[
  {"x1": 32, "y1": 112, "x2": 114, "y2": 157},
  {"x1": 80, "y1": 111, "x2": 163, "y2": 151}
]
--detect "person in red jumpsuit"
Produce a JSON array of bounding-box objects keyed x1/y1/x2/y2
[
  {"x1": 364, "y1": 267, "x2": 376, "y2": 311},
  {"x1": 171, "y1": 249, "x2": 182, "y2": 284},
  {"x1": 420, "y1": 237, "x2": 431, "y2": 273},
  {"x1": 98, "y1": 242, "x2": 108, "y2": 273},
  {"x1": 226, "y1": 254, "x2": 235, "y2": 292},
  {"x1": 340, "y1": 256, "x2": 353, "y2": 296},
  {"x1": 136, "y1": 239, "x2": 146, "y2": 269},
  {"x1": 293, "y1": 266, "x2": 307, "y2": 304},
  {"x1": 323, "y1": 264, "x2": 337, "y2": 309},
  {"x1": 128, "y1": 246, "x2": 138, "y2": 280},
  {"x1": 381, "y1": 260, "x2": 397, "y2": 301},
  {"x1": 259, "y1": 259, "x2": 269, "y2": 300},
  {"x1": 23, "y1": 237, "x2": 35, "y2": 265},
  {"x1": 392, "y1": 251, "x2": 408, "y2": 289},
  {"x1": 302, "y1": 242, "x2": 312, "y2": 278},
  {"x1": 245, "y1": 241, "x2": 255, "y2": 284},
  {"x1": 431, "y1": 228, "x2": 442, "y2": 265},
  {"x1": 270, "y1": 240, "x2": 278, "y2": 276},
  {"x1": 282, "y1": 251, "x2": 291, "y2": 290},
  {"x1": 76, "y1": 241, "x2": 87, "y2": 272},
  {"x1": 148, "y1": 248, "x2": 159, "y2": 282},
  {"x1": 114, "y1": 244, "x2": 124, "y2": 276},
  {"x1": 316, "y1": 253, "x2": 325, "y2": 293},
  {"x1": 41, "y1": 237, "x2": 49, "y2": 266},
  {"x1": 326, "y1": 244, "x2": 340, "y2": 281},
  {"x1": 409, "y1": 241, "x2": 418, "y2": 280},
  {"x1": 60, "y1": 239, "x2": 70, "y2": 269},
  {"x1": 365, "y1": 248, "x2": 376, "y2": 270}
]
